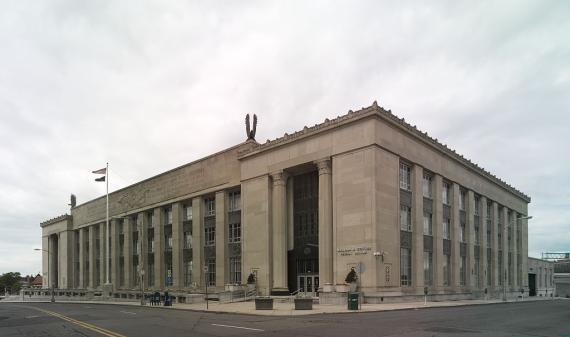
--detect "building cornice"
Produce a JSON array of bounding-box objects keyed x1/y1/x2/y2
[
  {"x1": 238, "y1": 101, "x2": 531, "y2": 203},
  {"x1": 40, "y1": 214, "x2": 71, "y2": 228}
]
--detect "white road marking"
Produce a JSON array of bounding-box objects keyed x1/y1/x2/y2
[
  {"x1": 211, "y1": 323, "x2": 264, "y2": 331},
  {"x1": 119, "y1": 310, "x2": 137, "y2": 315},
  {"x1": 25, "y1": 315, "x2": 40, "y2": 319}
]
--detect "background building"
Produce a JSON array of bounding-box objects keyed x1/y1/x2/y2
[{"x1": 41, "y1": 102, "x2": 531, "y2": 302}]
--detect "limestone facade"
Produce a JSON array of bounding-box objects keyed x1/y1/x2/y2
[{"x1": 41, "y1": 102, "x2": 531, "y2": 300}]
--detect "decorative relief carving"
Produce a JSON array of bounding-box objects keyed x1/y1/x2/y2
[
  {"x1": 118, "y1": 188, "x2": 150, "y2": 210},
  {"x1": 315, "y1": 158, "x2": 331, "y2": 175}
]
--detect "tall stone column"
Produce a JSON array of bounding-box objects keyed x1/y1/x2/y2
[
  {"x1": 501, "y1": 208, "x2": 508, "y2": 290},
  {"x1": 78, "y1": 229, "x2": 85, "y2": 288},
  {"x1": 192, "y1": 197, "x2": 203, "y2": 287},
  {"x1": 411, "y1": 165, "x2": 424, "y2": 291},
  {"x1": 271, "y1": 171, "x2": 289, "y2": 294},
  {"x1": 49, "y1": 235, "x2": 57, "y2": 289},
  {"x1": 451, "y1": 183, "x2": 460, "y2": 288},
  {"x1": 154, "y1": 208, "x2": 165, "y2": 289},
  {"x1": 88, "y1": 226, "x2": 96, "y2": 289},
  {"x1": 138, "y1": 212, "x2": 148, "y2": 289},
  {"x1": 480, "y1": 197, "x2": 488, "y2": 289},
  {"x1": 215, "y1": 191, "x2": 227, "y2": 288},
  {"x1": 316, "y1": 158, "x2": 333, "y2": 288},
  {"x1": 521, "y1": 215, "x2": 529, "y2": 289},
  {"x1": 110, "y1": 219, "x2": 120, "y2": 290},
  {"x1": 433, "y1": 175, "x2": 444, "y2": 290},
  {"x1": 467, "y1": 190, "x2": 476, "y2": 288},
  {"x1": 172, "y1": 202, "x2": 184, "y2": 289},
  {"x1": 99, "y1": 223, "x2": 106, "y2": 288},
  {"x1": 491, "y1": 202, "x2": 499, "y2": 288},
  {"x1": 124, "y1": 217, "x2": 133, "y2": 289},
  {"x1": 512, "y1": 211, "x2": 518, "y2": 288}
]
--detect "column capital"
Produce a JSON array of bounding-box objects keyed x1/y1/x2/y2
[
  {"x1": 270, "y1": 171, "x2": 289, "y2": 186},
  {"x1": 314, "y1": 158, "x2": 331, "y2": 175}
]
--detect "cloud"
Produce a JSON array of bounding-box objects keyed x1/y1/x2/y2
[{"x1": 0, "y1": 0, "x2": 568, "y2": 274}]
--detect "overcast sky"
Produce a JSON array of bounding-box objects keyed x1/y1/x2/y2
[{"x1": 1, "y1": 1, "x2": 568, "y2": 276}]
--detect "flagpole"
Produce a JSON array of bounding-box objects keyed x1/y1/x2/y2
[{"x1": 106, "y1": 162, "x2": 110, "y2": 285}]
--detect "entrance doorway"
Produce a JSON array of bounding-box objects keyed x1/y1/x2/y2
[
  {"x1": 287, "y1": 171, "x2": 319, "y2": 293},
  {"x1": 298, "y1": 274, "x2": 319, "y2": 297},
  {"x1": 529, "y1": 273, "x2": 536, "y2": 296}
]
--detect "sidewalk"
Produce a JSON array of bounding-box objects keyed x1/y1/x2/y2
[{"x1": 1, "y1": 295, "x2": 561, "y2": 316}]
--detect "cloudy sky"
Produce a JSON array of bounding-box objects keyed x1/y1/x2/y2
[{"x1": 1, "y1": 1, "x2": 568, "y2": 276}]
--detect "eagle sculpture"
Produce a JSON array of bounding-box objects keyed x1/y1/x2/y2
[{"x1": 245, "y1": 113, "x2": 257, "y2": 140}]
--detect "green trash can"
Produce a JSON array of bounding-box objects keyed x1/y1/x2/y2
[{"x1": 348, "y1": 292, "x2": 359, "y2": 310}]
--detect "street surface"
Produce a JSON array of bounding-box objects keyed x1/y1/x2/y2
[{"x1": 0, "y1": 300, "x2": 569, "y2": 337}]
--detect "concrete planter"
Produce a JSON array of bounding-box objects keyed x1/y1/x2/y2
[
  {"x1": 255, "y1": 297, "x2": 273, "y2": 310},
  {"x1": 294, "y1": 298, "x2": 313, "y2": 310},
  {"x1": 336, "y1": 284, "x2": 349, "y2": 293}
]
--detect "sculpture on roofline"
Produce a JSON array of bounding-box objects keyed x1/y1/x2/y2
[{"x1": 245, "y1": 113, "x2": 257, "y2": 140}]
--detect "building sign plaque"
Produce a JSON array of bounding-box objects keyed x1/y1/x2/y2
[{"x1": 337, "y1": 247, "x2": 372, "y2": 256}]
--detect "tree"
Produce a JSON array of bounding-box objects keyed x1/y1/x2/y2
[{"x1": 0, "y1": 272, "x2": 22, "y2": 295}]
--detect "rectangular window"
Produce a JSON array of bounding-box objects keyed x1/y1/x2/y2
[
  {"x1": 400, "y1": 205, "x2": 412, "y2": 231},
  {"x1": 148, "y1": 261, "x2": 155, "y2": 287},
  {"x1": 148, "y1": 212, "x2": 154, "y2": 228},
  {"x1": 228, "y1": 223, "x2": 241, "y2": 243},
  {"x1": 423, "y1": 212, "x2": 432, "y2": 235},
  {"x1": 207, "y1": 258, "x2": 216, "y2": 286},
  {"x1": 498, "y1": 252, "x2": 503, "y2": 286},
  {"x1": 229, "y1": 256, "x2": 242, "y2": 284},
  {"x1": 148, "y1": 233, "x2": 154, "y2": 253},
  {"x1": 165, "y1": 263, "x2": 173, "y2": 286},
  {"x1": 443, "y1": 218, "x2": 451, "y2": 239},
  {"x1": 475, "y1": 226, "x2": 480, "y2": 245},
  {"x1": 487, "y1": 253, "x2": 492, "y2": 286},
  {"x1": 460, "y1": 255, "x2": 466, "y2": 286},
  {"x1": 205, "y1": 227, "x2": 215, "y2": 246},
  {"x1": 486, "y1": 201, "x2": 492, "y2": 219},
  {"x1": 443, "y1": 254, "x2": 451, "y2": 286},
  {"x1": 460, "y1": 223, "x2": 466, "y2": 242},
  {"x1": 184, "y1": 204, "x2": 193, "y2": 221},
  {"x1": 228, "y1": 191, "x2": 241, "y2": 211},
  {"x1": 422, "y1": 173, "x2": 432, "y2": 198},
  {"x1": 184, "y1": 231, "x2": 192, "y2": 249},
  {"x1": 166, "y1": 233, "x2": 173, "y2": 250},
  {"x1": 400, "y1": 247, "x2": 412, "y2": 287},
  {"x1": 166, "y1": 208, "x2": 173, "y2": 225},
  {"x1": 423, "y1": 251, "x2": 433, "y2": 286},
  {"x1": 118, "y1": 221, "x2": 124, "y2": 234},
  {"x1": 474, "y1": 196, "x2": 480, "y2": 216},
  {"x1": 474, "y1": 257, "x2": 480, "y2": 288},
  {"x1": 498, "y1": 224, "x2": 502, "y2": 246},
  {"x1": 184, "y1": 261, "x2": 193, "y2": 287},
  {"x1": 486, "y1": 229, "x2": 491, "y2": 248},
  {"x1": 442, "y1": 182, "x2": 450, "y2": 205},
  {"x1": 459, "y1": 190, "x2": 466, "y2": 210},
  {"x1": 205, "y1": 197, "x2": 215, "y2": 217},
  {"x1": 399, "y1": 163, "x2": 411, "y2": 191},
  {"x1": 133, "y1": 237, "x2": 140, "y2": 255}
]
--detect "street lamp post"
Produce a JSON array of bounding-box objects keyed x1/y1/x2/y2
[{"x1": 34, "y1": 248, "x2": 55, "y2": 303}]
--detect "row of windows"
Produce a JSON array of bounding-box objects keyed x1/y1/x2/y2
[{"x1": 402, "y1": 163, "x2": 488, "y2": 217}]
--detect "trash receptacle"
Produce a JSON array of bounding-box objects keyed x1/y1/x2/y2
[{"x1": 348, "y1": 292, "x2": 359, "y2": 310}]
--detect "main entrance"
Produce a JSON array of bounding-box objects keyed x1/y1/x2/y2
[
  {"x1": 288, "y1": 170, "x2": 319, "y2": 295},
  {"x1": 297, "y1": 274, "x2": 319, "y2": 297}
]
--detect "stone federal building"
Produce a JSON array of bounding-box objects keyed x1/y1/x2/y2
[{"x1": 40, "y1": 102, "x2": 531, "y2": 302}]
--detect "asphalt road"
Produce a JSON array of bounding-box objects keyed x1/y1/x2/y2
[{"x1": 1, "y1": 300, "x2": 569, "y2": 337}]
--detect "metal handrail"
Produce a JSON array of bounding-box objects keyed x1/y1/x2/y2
[{"x1": 289, "y1": 288, "x2": 303, "y2": 303}]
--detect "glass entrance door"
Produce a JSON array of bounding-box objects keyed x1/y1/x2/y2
[{"x1": 297, "y1": 274, "x2": 319, "y2": 297}]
